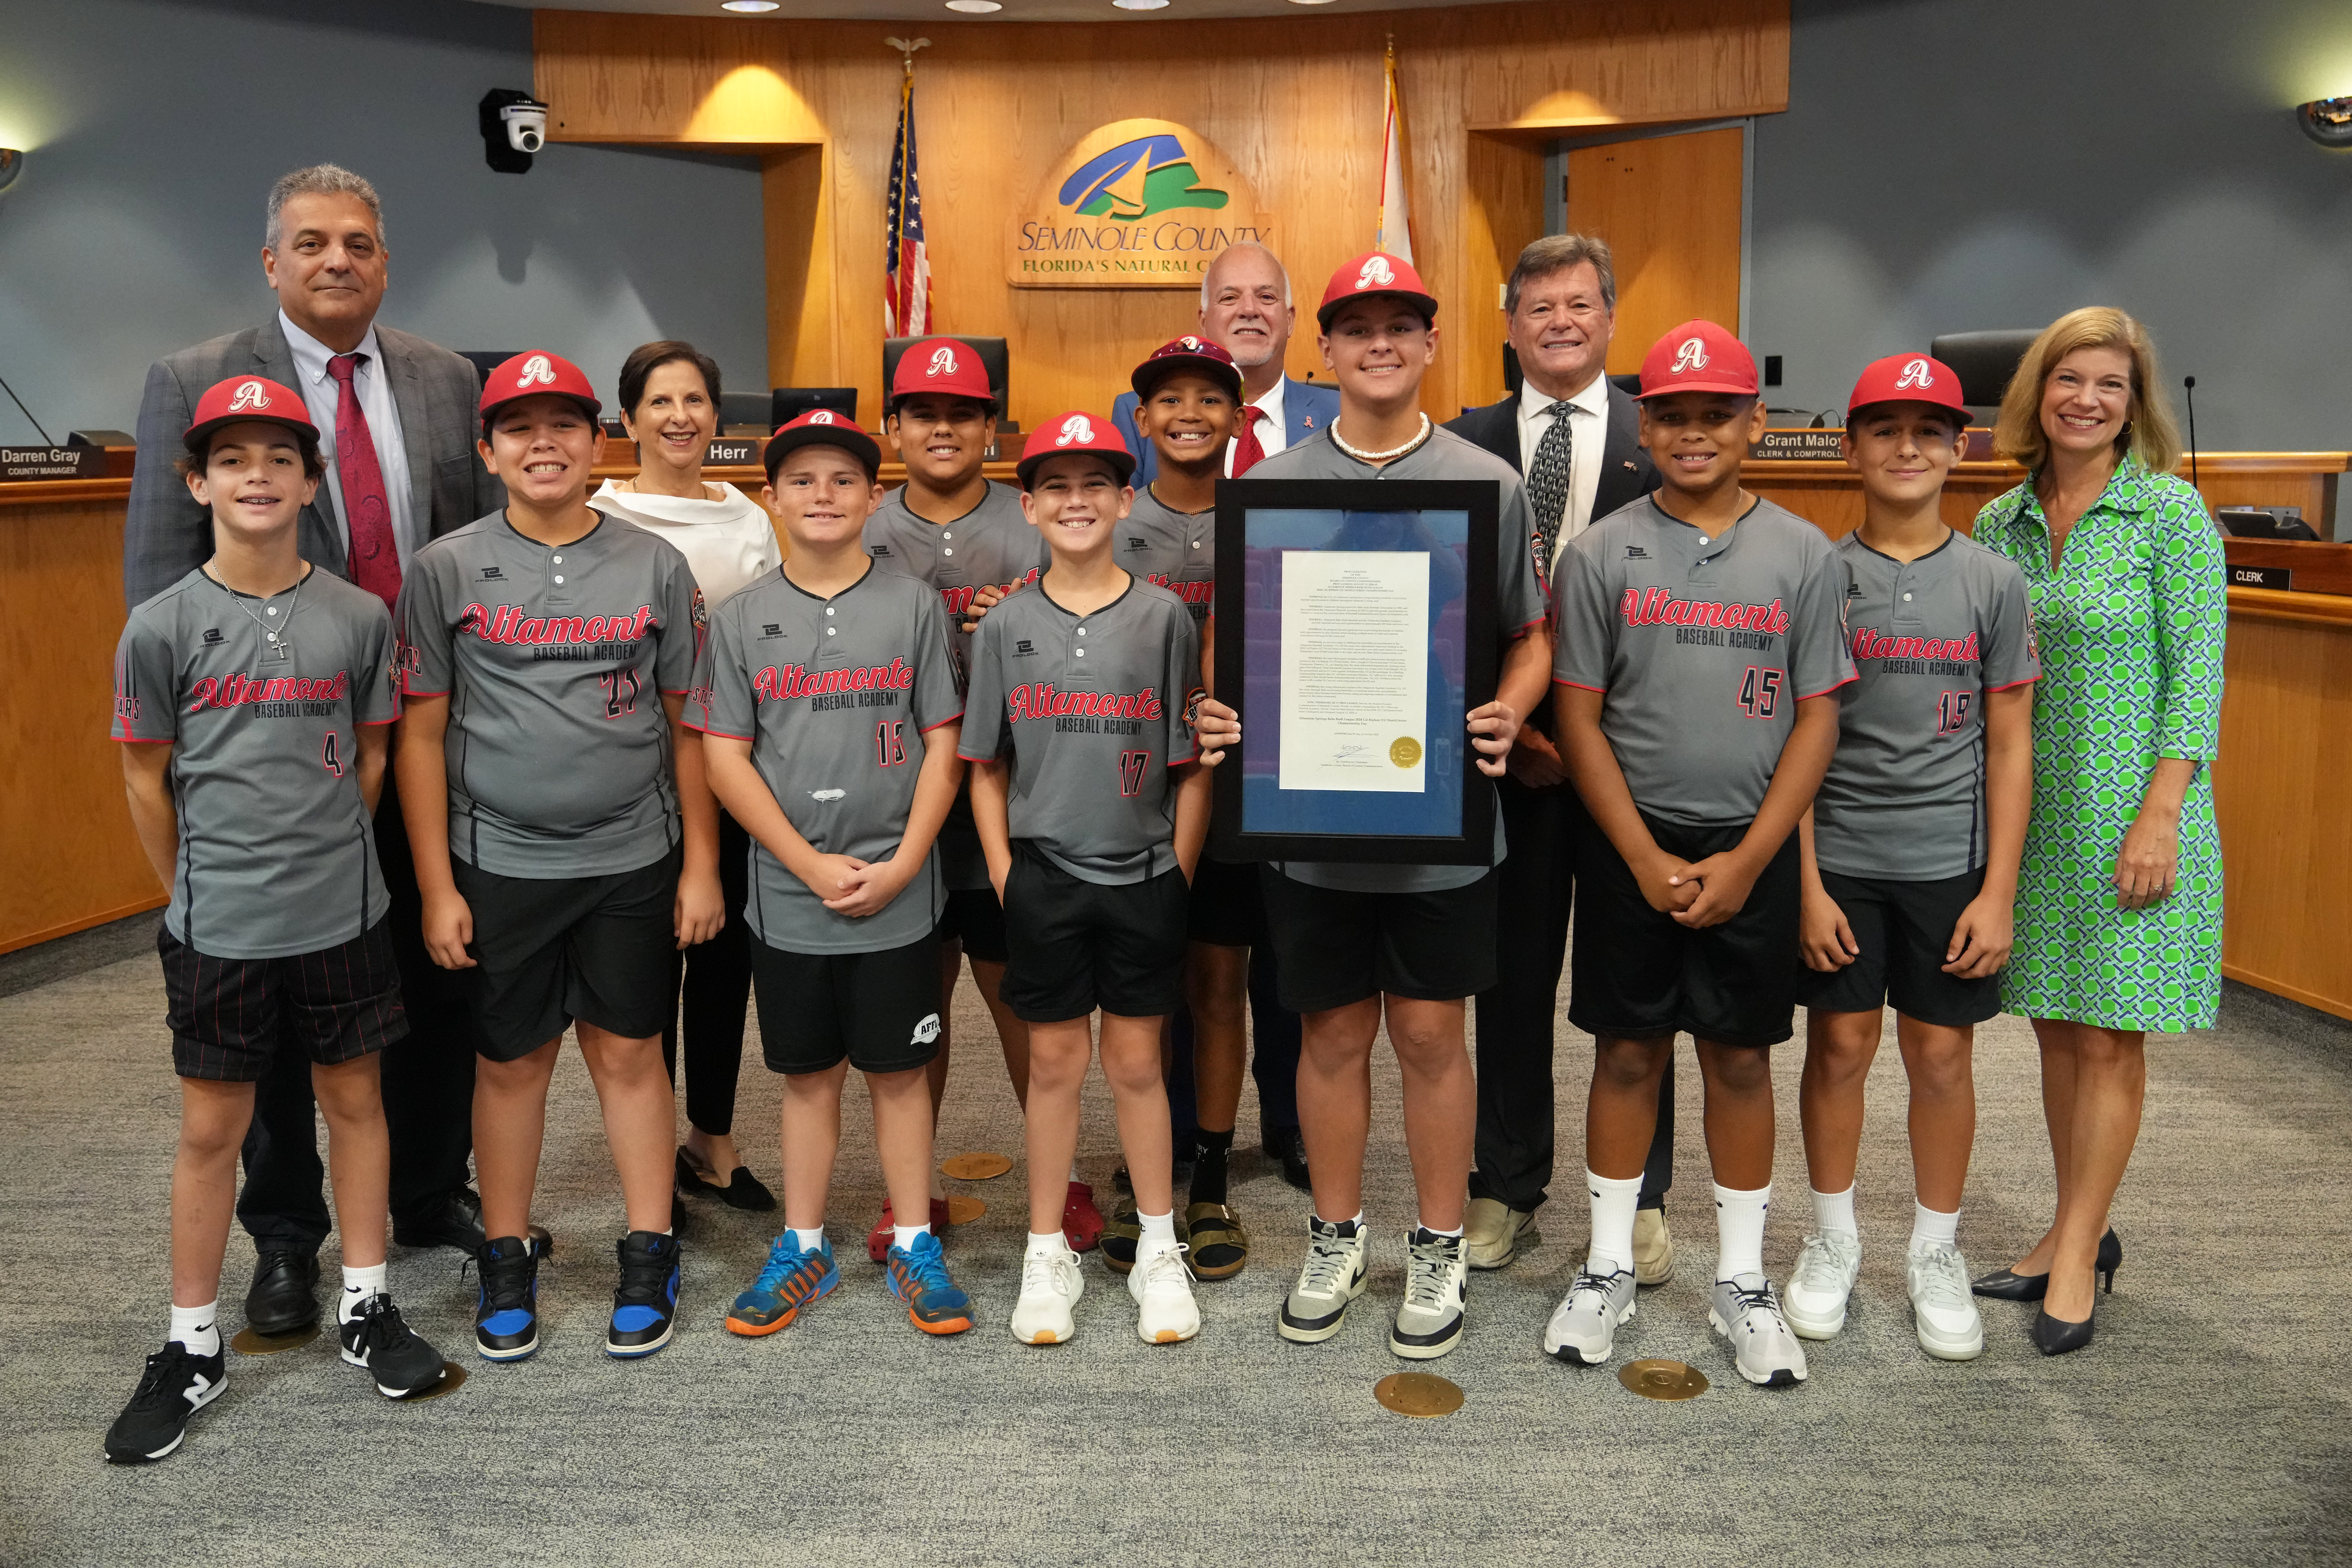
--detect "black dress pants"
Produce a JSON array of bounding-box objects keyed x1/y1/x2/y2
[
  {"x1": 1469, "y1": 773, "x2": 1675, "y2": 1216},
  {"x1": 235, "y1": 772, "x2": 477, "y2": 1253},
  {"x1": 663, "y1": 809, "x2": 754, "y2": 1135}
]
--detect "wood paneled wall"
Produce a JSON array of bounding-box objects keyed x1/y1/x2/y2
[{"x1": 533, "y1": 0, "x2": 1788, "y2": 431}]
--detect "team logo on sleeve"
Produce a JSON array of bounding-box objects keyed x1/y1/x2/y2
[
  {"x1": 1182, "y1": 686, "x2": 1206, "y2": 729},
  {"x1": 515, "y1": 354, "x2": 557, "y2": 390},
  {"x1": 691, "y1": 588, "x2": 708, "y2": 634},
  {"x1": 114, "y1": 693, "x2": 141, "y2": 721},
  {"x1": 927, "y1": 345, "x2": 960, "y2": 377},
  {"x1": 227, "y1": 380, "x2": 272, "y2": 412},
  {"x1": 1055, "y1": 414, "x2": 1095, "y2": 447},
  {"x1": 1356, "y1": 256, "x2": 1396, "y2": 289},
  {"x1": 1894, "y1": 358, "x2": 1935, "y2": 390},
  {"x1": 1669, "y1": 338, "x2": 1710, "y2": 374}
]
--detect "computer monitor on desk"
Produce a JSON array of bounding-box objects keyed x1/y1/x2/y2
[
  {"x1": 770, "y1": 388, "x2": 859, "y2": 427},
  {"x1": 1929, "y1": 330, "x2": 2040, "y2": 413}
]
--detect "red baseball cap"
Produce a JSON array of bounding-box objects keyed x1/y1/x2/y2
[
  {"x1": 479, "y1": 350, "x2": 602, "y2": 430},
  {"x1": 1017, "y1": 410, "x2": 1136, "y2": 489},
  {"x1": 1316, "y1": 251, "x2": 1439, "y2": 331},
  {"x1": 1846, "y1": 353, "x2": 1971, "y2": 426},
  {"x1": 1637, "y1": 320, "x2": 1758, "y2": 399},
  {"x1": 890, "y1": 337, "x2": 997, "y2": 408},
  {"x1": 763, "y1": 408, "x2": 882, "y2": 482},
  {"x1": 183, "y1": 376, "x2": 318, "y2": 455},
  {"x1": 1131, "y1": 335, "x2": 1243, "y2": 402}
]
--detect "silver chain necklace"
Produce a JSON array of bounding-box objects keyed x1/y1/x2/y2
[
  {"x1": 1330, "y1": 413, "x2": 1432, "y2": 465},
  {"x1": 206, "y1": 566, "x2": 303, "y2": 663}
]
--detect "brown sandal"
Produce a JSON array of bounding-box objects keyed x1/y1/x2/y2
[{"x1": 1182, "y1": 1201, "x2": 1249, "y2": 1280}]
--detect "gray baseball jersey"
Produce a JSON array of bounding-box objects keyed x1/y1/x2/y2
[
  {"x1": 1118, "y1": 486, "x2": 1216, "y2": 629},
  {"x1": 957, "y1": 576, "x2": 1202, "y2": 886},
  {"x1": 864, "y1": 480, "x2": 1049, "y2": 890},
  {"x1": 397, "y1": 512, "x2": 704, "y2": 878},
  {"x1": 1811, "y1": 531, "x2": 2039, "y2": 880},
  {"x1": 1553, "y1": 495, "x2": 1856, "y2": 828},
  {"x1": 688, "y1": 564, "x2": 964, "y2": 954},
  {"x1": 1247, "y1": 426, "x2": 1549, "y2": 895},
  {"x1": 112, "y1": 567, "x2": 397, "y2": 960}
]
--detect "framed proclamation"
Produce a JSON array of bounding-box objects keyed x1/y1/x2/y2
[{"x1": 1209, "y1": 479, "x2": 1500, "y2": 864}]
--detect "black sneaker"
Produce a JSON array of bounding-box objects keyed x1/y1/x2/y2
[
  {"x1": 473, "y1": 1236, "x2": 541, "y2": 1362},
  {"x1": 338, "y1": 1294, "x2": 449, "y2": 1397},
  {"x1": 608, "y1": 1230, "x2": 681, "y2": 1359},
  {"x1": 103, "y1": 1343, "x2": 225, "y2": 1463}
]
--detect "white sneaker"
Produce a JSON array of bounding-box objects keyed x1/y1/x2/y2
[
  {"x1": 1783, "y1": 1231, "x2": 1863, "y2": 1339},
  {"x1": 1709, "y1": 1274, "x2": 1809, "y2": 1387},
  {"x1": 1278, "y1": 1218, "x2": 1368, "y2": 1343},
  {"x1": 1010, "y1": 1240, "x2": 1084, "y2": 1345},
  {"x1": 1129, "y1": 1241, "x2": 1201, "y2": 1344},
  {"x1": 1542, "y1": 1267, "x2": 1637, "y2": 1366},
  {"x1": 1907, "y1": 1244, "x2": 1985, "y2": 1361},
  {"x1": 1390, "y1": 1228, "x2": 1467, "y2": 1360}
]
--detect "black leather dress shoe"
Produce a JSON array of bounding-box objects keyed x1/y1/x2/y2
[
  {"x1": 396, "y1": 1187, "x2": 555, "y2": 1257},
  {"x1": 243, "y1": 1249, "x2": 320, "y2": 1336},
  {"x1": 1265, "y1": 1126, "x2": 1311, "y2": 1194}
]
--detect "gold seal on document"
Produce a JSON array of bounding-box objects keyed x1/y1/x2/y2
[{"x1": 1389, "y1": 737, "x2": 1422, "y2": 768}]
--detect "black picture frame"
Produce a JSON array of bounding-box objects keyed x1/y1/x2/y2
[{"x1": 1209, "y1": 478, "x2": 1499, "y2": 863}]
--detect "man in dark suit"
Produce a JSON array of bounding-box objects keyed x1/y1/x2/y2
[
  {"x1": 1445, "y1": 234, "x2": 1680, "y2": 1279},
  {"x1": 124, "y1": 165, "x2": 508, "y2": 1336}
]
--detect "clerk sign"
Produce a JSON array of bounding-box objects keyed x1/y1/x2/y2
[{"x1": 1009, "y1": 120, "x2": 1269, "y2": 289}]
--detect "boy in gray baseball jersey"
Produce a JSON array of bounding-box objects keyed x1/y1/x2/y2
[
  {"x1": 692, "y1": 412, "x2": 976, "y2": 1339},
  {"x1": 1248, "y1": 254, "x2": 1552, "y2": 1364},
  {"x1": 964, "y1": 413, "x2": 1216, "y2": 1348},
  {"x1": 107, "y1": 378, "x2": 447, "y2": 1463},
  {"x1": 1782, "y1": 354, "x2": 2038, "y2": 1361},
  {"x1": 1549, "y1": 320, "x2": 1853, "y2": 1388},
  {"x1": 395, "y1": 351, "x2": 722, "y2": 1365}
]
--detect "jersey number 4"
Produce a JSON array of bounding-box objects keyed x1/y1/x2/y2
[
  {"x1": 321, "y1": 732, "x2": 344, "y2": 778},
  {"x1": 876, "y1": 721, "x2": 908, "y2": 768},
  {"x1": 1735, "y1": 666, "x2": 1784, "y2": 720},
  {"x1": 1937, "y1": 690, "x2": 1973, "y2": 735},
  {"x1": 1118, "y1": 750, "x2": 1149, "y2": 798},
  {"x1": 599, "y1": 668, "x2": 642, "y2": 720}
]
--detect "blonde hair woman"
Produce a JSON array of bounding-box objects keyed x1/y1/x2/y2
[{"x1": 1965, "y1": 308, "x2": 2226, "y2": 1355}]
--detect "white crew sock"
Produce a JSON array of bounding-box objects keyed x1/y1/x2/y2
[
  {"x1": 1909, "y1": 1203, "x2": 1960, "y2": 1255},
  {"x1": 892, "y1": 1223, "x2": 929, "y2": 1253},
  {"x1": 1417, "y1": 1221, "x2": 1465, "y2": 1239},
  {"x1": 1137, "y1": 1210, "x2": 1178, "y2": 1250},
  {"x1": 1811, "y1": 1183, "x2": 1859, "y2": 1240},
  {"x1": 790, "y1": 1226, "x2": 826, "y2": 1254},
  {"x1": 1027, "y1": 1229, "x2": 1073, "y2": 1257},
  {"x1": 1586, "y1": 1170, "x2": 1645, "y2": 1274},
  {"x1": 338, "y1": 1262, "x2": 388, "y2": 1325},
  {"x1": 169, "y1": 1301, "x2": 220, "y2": 1357},
  {"x1": 1714, "y1": 1182, "x2": 1772, "y2": 1282}
]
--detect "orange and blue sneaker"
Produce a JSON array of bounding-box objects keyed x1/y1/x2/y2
[
  {"x1": 726, "y1": 1232, "x2": 838, "y2": 1337},
  {"x1": 886, "y1": 1230, "x2": 975, "y2": 1335}
]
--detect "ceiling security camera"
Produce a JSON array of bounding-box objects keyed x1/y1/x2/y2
[{"x1": 478, "y1": 89, "x2": 550, "y2": 174}]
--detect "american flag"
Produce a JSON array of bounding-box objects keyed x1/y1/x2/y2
[{"x1": 885, "y1": 69, "x2": 931, "y2": 337}]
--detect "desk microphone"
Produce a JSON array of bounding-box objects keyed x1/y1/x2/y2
[
  {"x1": 0, "y1": 372, "x2": 54, "y2": 445},
  {"x1": 2183, "y1": 375, "x2": 2199, "y2": 492}
]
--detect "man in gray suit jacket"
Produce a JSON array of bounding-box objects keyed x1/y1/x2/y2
[
  {"x1": 124, "y1": 165, "x2": 508, "y2": 1334},
  {"x1": 1441, "y1": 234, "x2": 1681, "y2": 1279}
]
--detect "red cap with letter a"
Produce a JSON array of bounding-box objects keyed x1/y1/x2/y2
[
  {"x1": 1846, "y1": 353, "x2": 1970, "y2": 426},
  {"x1": 1316, "y1": 250, "x2": 1439, "y2": 331},
  {"x1": 479, "y1": 350, "x2": 602, "y2": 430},
  {"x1": 1017, "y1": 410, "x2": 1136, "y2": 488},
  {"x1": 183, "y1": 376, "x2": 319, "y2": 454},
  {"x1": 1637, "y1": 320, "x2": 1758, "y2": 399},
  {"x1": 1132, "y1": 335, "x2": 1244, "y2": 402},
  {"x1": 762, "y1": 408, "x2": 883, "y2": 483},
  {"x1": 891, "y1": 336, "x2": 996, "y2": 406}
]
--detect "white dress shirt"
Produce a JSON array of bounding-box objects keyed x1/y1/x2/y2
[
  {"x1": 1517, "y1": 371, "x2": 1612, "y2": 573},
  {"x1": 278, "y1": 310, "x2": 418, "y2": 573},
  {"x1": 1225, "y1": 374, "x2": 1290, "y2": 477}
]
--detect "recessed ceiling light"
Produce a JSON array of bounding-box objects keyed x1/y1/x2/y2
[
  {"x1": 1112, "y1": 0, "x2": 1169, "y2": 9},
  {"x1": 946, "y1": 1, "x2": 1001, "y2": 10},
  {"x1": 720, "y1": 1, "x2": 779, "y2": 11},
  {"x1": 1288, "y1": 0, "x2": 1339, "y2": 5}
]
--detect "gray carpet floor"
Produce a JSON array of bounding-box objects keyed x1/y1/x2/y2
[{"x1": 2, "y1": 925, "x2": 2348, "y2": 1567}]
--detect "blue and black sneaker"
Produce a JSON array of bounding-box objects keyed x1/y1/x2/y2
[
  {"x1": 473, "y1": 1235, "x2": 541, "y2": 1362},
  {"x1": 608, "y1": 1230, "x2": 681, "y2": 1359}
]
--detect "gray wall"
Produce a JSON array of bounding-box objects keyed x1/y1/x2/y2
[
  {"x1": 1749, "y1": 0, "x2": 2352, "y2": 450},
  {"x1": 0, "y1": 0, "x2": 766, "y2": 444}
]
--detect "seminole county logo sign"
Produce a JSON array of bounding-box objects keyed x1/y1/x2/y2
[{"x1": 1009, "y1": 120, "x2": 1269, "y2": 289}]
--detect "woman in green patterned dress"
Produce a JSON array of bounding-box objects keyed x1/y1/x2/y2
[{"x1": 1966, "y1": 307, "x2": 2226, "y2": 1356}]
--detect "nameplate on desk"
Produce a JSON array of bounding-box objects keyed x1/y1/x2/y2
[
  {"x1": 1749, "y1": 430, "x2": 1846, "y2": 459},
  {"x1": 0, "y1": 446, "x2": 105, "y2": 481},
  {"x1": 706, "y1": 439, "x2": 762, "y2": 467},
  {"x1": 2230, "y1": 564, "x2": 2292, "y2": 591}
]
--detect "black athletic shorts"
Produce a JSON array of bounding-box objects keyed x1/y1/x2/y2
[
  {"x1": 935, "y1": 885, "x2": 1010, "y2": 966},
  {"x1": 1798, "y1": 866, "x2": 2002, "y2": 1028},
  {"x1": 159, "y1": 920, "x2": 406, "y2": 1083},
  {"x1": 1568, "y1": 812, "x2": 1800, "y2": 1049},
  {"x1": 1259, "y1": 868, "x2": 1499, "y2": 1013},
  {"x1": 750, "y1": 933, "x2": 945, "y2": 1074},
  {"x1": 1186, "y1": 855, "x2": 1266, "y2": 948},
  {"x1": 452, "y1": 849, "x2": 681, "y2": 1062},
  {"x1": 1000, "y1": 841, "x2": 1188, "y2": 1024}
]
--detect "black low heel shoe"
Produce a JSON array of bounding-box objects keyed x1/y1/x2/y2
[
  {"x1": 1972, "y1": 1228, "x2": 2122, "y2": 1301},
  {"x1": 2031, "y1": 1304, "x2": 2096, "y2": 1356}
]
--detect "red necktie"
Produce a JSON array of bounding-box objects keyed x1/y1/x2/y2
[
  {"x1": 327, "y1": 353, "x2": 401, "y2": 610},
  {"x1": 1231, "y1": 404, "x2": 1269, "y2": 476}
]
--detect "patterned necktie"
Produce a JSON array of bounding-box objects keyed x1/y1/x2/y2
[
  {"x1": 1524, "y1": 401, "x2": 1574, "y2": 583},
  {"x1": 1231, "y1": 404, "x2": 1269, "y2": 476},
  {"x1": 326, "y1": 352, "x2": 401, "y2": 610}
]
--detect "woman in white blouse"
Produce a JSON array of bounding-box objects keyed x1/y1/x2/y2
[{"x1": 593, "y1": 341, "x2": 782, "y2": 1218}]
